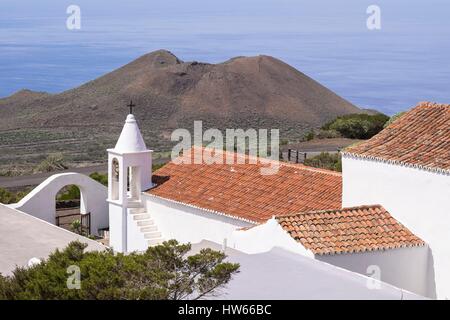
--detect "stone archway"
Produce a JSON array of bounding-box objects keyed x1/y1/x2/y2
[{"x1": 10, "y1": 173, "x2": 108, "y2": 236}]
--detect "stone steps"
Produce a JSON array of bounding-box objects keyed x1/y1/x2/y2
[{"x1": 130, "y1": 207, "x2": 163, "y2": 248}]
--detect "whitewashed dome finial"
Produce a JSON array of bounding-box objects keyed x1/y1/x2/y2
[{"x1": 114, "y1": 113, "x2": 147, "y2": 153}]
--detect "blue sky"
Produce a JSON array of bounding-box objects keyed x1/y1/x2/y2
[{"x1": 1, "y1": 0, "x2": 449, "y2": 114}]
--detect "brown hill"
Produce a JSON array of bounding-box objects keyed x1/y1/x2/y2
[{"x1": 0, "y1": 50, "x2": 360, "y2": 167}]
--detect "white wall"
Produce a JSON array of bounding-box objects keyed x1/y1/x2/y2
[
  {"x1": 108, "y1": 202, "x2": 126, "y2": 252},
  {"x1": 144, "y1": 192, "x2": 433, "y2": 297},
  {"x1": 229, "y1": 218, "x2": 314, "y2": 256},
  {"x1": 144, "y1": 194, "x2": 253, "y2": 246},
  {"x1": 317, "y1": 246, "x2": 433, "y2": 298},
  {"x1": 10, "y1": 173, "x2": 109, "y2": 236},
  {"x1": 145, "y1": 195, "x2": 315, "y2": 256},
  {"x1": 342, "y1": 155, "x2": 449, "y2": 298},
  {"x1": 126, "y1": 208, "x2": 148, "y2": 252}
]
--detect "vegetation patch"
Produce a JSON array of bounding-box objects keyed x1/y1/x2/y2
[
  {"x1": 321, "y1": 113, "x2": 389, "y2": 139},
  {"x1": 304, "y1": 152, "x2": 342, "y2": 172},
  {"x1": 0, "y1": 240, "x2": 239, "y2": 300},
  {"x1": 0, "y1": 187, "x2": 31, "y2": 204}
]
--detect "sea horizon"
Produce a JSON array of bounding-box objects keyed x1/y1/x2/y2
[{"x1": 1, "y1": 0, "x2": 450, "y2": 115}]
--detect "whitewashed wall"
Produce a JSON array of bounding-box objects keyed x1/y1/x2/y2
[
  {"x1": 10, "y1": 173, "x2": 109, "y2": 236},
  {"x1": 317, "y1": 246, "x2": 433, "y2": 298},
  {"x1": 342, "y1": 155, "x2": 449, "y2": 299},
  {"x1": 229, "y1": 218, "x2": 314, "y2": 256},
  {"x1": 144, "y1": 192, "x2": 431, "y2": 297},
  {"x1": 143, "y1": 194, "x2": 252, "y2": 245}
]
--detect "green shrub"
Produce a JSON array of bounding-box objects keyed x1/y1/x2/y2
[
  {"x1": 35, "y1": 153, "x2": 68, "y2": 173},
  {"x1": 0, "y1": 187, "x2": 30, "y2": 204},
  {"x1": 89, "y1": 172, "x2": 108, "y2": 186},
  {"x1": 57, "y1": 185, "x2": 80, "y2": 201},
  {"x1": 0, "y1": 188, "x2": 15, "y2": 204},
  {"x1": 303, "y1": 130, "x2": 315, "y2": 141},
  {"x1": 316, "y1": 129, "x2": 341, "y2": 139},
  {"x1": 0, "y1": 240, "x2": 239, "y2": 300},
  {"x1": 322, "y1": 113, "x2": 389, "y2": 139},
  {"x1": 304, "y1": 152, "x2": 342, "y2": 172}
]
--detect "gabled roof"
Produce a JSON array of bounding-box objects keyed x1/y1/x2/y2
[
  {"x1": 276, "y1": 205, "x2": 425, "y2": 255},
  {"x1": 343, "y1": 102, "x2": 450, "y2": 173},
  {"x1": 147, "y1": 147, "x2": 342, "y2": 223}
]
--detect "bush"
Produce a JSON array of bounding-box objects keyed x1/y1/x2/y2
[
  {"x1": 0, "y1": 240, "x2": 239, "y2": 300},
  {"x1": 322, "y1": 113, "x2": 389, "y2": 139},
  {"x1": 303, "y1": 130, "x2": 315, "y2": 141},
  {"x1": 57, "y1": 185, "x2": 80, "y2": 201},
  {"x1": 35, "y1": 153, "x2": 68, "y2": 173},
  {"x1": 304, "y1": 152, "x2": 342, "y2": 172},
  {"x1": 0, "y1": 188, "x2": 15, "y2": 204},
  {"x1": 315, "y1": 129, "x2": 341, "y2": 139},
  {"x1": 89, "y1": 172, "x2": 108, "y2": 186},
  {"x1": 0, "y1": 187, "x2": 30, "y2": 204}
]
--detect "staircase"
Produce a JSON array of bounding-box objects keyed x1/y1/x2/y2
[{"x1": 129, "y1": 207, "x2": 164, "y2": 247}]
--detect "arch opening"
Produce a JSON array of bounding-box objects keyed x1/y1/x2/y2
[
  {"x1": 55, "y1": 184, "x2": 90, "y2": 235},
  {"x1": 127, "y1": 166, "x2": 141, "y2": 201},
  {"x1": 111, "y1": 158, "x2": 120, "y2": 200}
]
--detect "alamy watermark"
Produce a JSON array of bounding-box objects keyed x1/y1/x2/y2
[
  {"x1": 366, "y1": 5, "x2": 381, "y2": 30},
  {"x1": 366, "y1": 264, "x2": 381, "y2": 290},
  {"x1": 67, "y1": 265, "x2": 81, "y2": 289},
  {"x1": 171, "y1": 121, "x2": 280, "y2": 175},
  {"x1": 66, "y1": 5, "x2": 81, "y2": 30}
]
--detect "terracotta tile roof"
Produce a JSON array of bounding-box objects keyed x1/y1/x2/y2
[
  {"x1": 276, "y1": 205, "x2": 425, "y2": 255},
  {"x1": 147, "y1": 147, "x2": 342, "y2": 223},
  {"x1": 343, "y1": 102, "x2": 450, "y2": 173}
]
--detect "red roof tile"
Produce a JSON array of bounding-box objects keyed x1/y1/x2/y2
[
  {"x1": 344, "y1": 102, "x2": 450, "y2": 173},
  {"x1": 147, "y1": 147, "x2": 342, "y2": 223},
  {"x1": 276, "y1": 205, "x2": 425, "y2": 255}
]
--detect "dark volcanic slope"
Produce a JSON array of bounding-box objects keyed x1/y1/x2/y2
[{"x1": 0, "y1": 50, "x2": 360, "y2": 165}]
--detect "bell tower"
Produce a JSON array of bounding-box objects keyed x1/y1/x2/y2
[{"x1": 107, "y1": 103, "x2": 153, "y2": 252}]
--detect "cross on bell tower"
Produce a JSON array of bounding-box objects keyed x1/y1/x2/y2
[{"x1": 127, "y1": 100, "x2": 135, "y2": 115}]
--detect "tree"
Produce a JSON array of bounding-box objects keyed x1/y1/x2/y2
[
  {"x1": 322, "y1": 113, "x2": 389, "y2": 139},
  {"x1": 0, "y1": 240, "x2": 239, "y2": 300}
]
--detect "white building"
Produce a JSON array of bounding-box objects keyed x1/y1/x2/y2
[
  {"x1": 3, "y1": 102, "x2": 448, "y2": 299},
  {"x1": 342, "y1": 102, "x2": 450, "y2": 299},
  {"x1": 102, "y1": 113, "x2": 430, "y2": 297}
]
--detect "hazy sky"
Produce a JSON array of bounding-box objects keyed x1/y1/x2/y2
[{"x1": 1, "y1": 0, "x2": 449, "y2": 114}]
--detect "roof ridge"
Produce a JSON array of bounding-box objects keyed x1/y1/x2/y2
[
  {"x1": 415, "y1": 101, "x2": 450, "y2": 109},
  {"x1": 275, "y1": 204, "x2": 384, "y2": 219},
  {"x1": 188, "y1": 145, "x2": 342, "y2": 177}
]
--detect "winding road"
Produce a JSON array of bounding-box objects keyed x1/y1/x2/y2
[{"x1": 0, "y1": 164, "x2": 107, "y2": 189}]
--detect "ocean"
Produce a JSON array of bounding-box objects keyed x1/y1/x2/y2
[{"x1": 1, "y1": 0, "x2": 449, "y2": 115}]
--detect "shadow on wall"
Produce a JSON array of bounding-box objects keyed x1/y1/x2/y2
[
  {"x1": 316, "y1": 245, "x2": 437, "y2": 299},
  {"x1": 426, "y1": 248, "x2": 437, "y2": 299}
]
